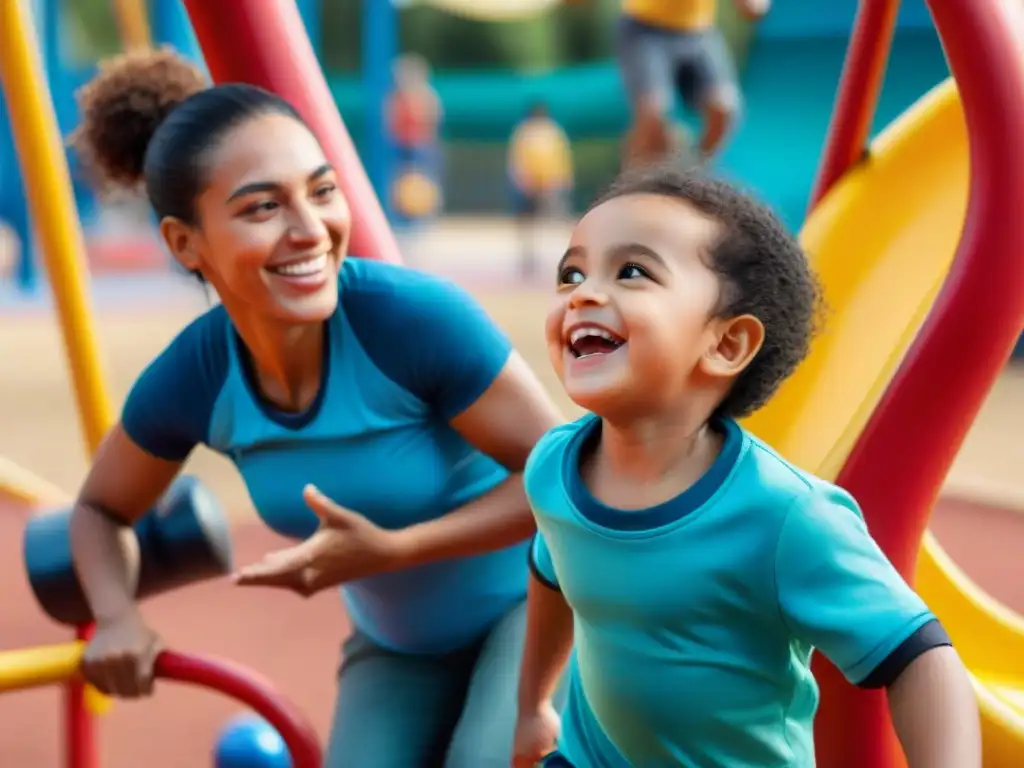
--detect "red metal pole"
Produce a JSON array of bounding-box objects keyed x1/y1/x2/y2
[
  {"x1": 807, "y1": 0, "x2": 902, "y2": 211},
  {"x1": 66, "y1": 624, "x2": 95, "y2": 768},
  {"x1": 813, "y1": 0, "x2": 1024, "y2": 765},
  {"x1": 181, "y1": 0, "x2": 402, "y2": 265}
]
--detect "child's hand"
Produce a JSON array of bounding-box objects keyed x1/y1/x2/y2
[{"x1": 512, "y1": 702, "x2": 562, "y2": 767}]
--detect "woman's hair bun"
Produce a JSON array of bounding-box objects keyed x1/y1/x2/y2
[{"x1": 71, "y1": 47, "x2": 207, "y2": 188}]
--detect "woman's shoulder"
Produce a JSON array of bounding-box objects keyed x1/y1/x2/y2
[
  {"x1": 121, "y1": 303, "x2": 232, "y2": 460},
  {"x1": 338, "y1": 257, "x2": 491, "y2": 330},
  {"x1": 337, "y1": 258, "x2": 513, "y2": 415}
]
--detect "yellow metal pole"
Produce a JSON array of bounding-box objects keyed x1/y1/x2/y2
[
  {"x1": 0, "y1": 0, "x2": 115, "y2": 456},
  {"x1": 111, "y1": 0, "x2": 152, "y2": 51},
  {"x1": 0, "y1": 642, "x2": 85, "y2": 694}
]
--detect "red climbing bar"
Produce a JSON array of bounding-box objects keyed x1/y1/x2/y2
[
  {"x1": 808, "y1": 0, "x2": 902, "y2": 209},
  {"x1": 156, "y1": 651, "x2": 323, "y2": 768}
]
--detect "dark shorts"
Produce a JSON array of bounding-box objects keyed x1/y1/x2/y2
[{"x1": 616, "y1": 16, "x2": 740, "y2": 114}]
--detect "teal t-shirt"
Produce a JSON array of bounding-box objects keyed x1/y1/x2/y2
[{"x1": 528, "y1": 415, "x2": 948, "y2": 767}]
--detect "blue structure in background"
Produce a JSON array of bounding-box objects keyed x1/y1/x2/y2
[{"x1": 362, "y1": 0, "x2": 398, "y2": 220}]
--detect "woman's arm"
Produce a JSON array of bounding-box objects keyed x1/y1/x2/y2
[
  {"x1": 70, "y1": 425, "x2": 184, "y2": 621},
  {"x1": 390, "y1": 351, "x2": 564, "y2": 567},
  {"x1": 888, "y1": 646, "x2": 981, "y2": 768}
]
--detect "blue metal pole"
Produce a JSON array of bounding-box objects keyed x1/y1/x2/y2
[
  {"x1": 362, "y1": 0, "x2": 398, "y2": 220},
  {"x1": 150, "y1": 0, "x2": 204, "y2": 64}
]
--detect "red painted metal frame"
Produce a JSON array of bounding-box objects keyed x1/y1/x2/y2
[
  {"x1": 66, "y1": 624, "x2": 94, "y2": 768},
  {"x1": 811, "y1": 1, "x2": 1024, "y2": 766},
  {"x1": 156, "y1": 651, "x2": 323, "y2": 767},
  {"x1": 181, "y1": 0, "x2": 403, "y2": 266},
  {"x1": 808, "y1": 0, "x2": 901, "y2": 210}
]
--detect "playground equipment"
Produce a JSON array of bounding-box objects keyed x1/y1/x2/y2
[
  {"x1": 24, "y1": 475, "x2": 233, "y2": 626},
  {"x1": 743, "y1": 0, "x2": 1024, "y2": 765}
]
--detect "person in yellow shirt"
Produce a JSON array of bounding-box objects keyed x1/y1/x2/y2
[
  {"x1": 508, "y1": 101, "x2": 574, "y2": 278},
  {"x1": 617, "y1": 0, "x2": 769, "y2": 167}
]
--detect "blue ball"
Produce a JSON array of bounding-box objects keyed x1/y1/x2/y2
[{"x1": 215, "y1": 714, "x2": 293, "y2": 768}]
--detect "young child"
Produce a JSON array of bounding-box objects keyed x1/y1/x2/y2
[
  {"x1": 508, "y1": 100, "x2": 574, "y2": 278},
  {"x1": 511, "y1": 166, "x2": 981, "y2": 767}
]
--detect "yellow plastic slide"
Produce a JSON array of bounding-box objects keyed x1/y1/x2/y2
[{"x1": 742, "y1": 78, "x2": 1024, "y2": 765}]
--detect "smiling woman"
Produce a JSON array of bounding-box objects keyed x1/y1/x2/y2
[{"x1": 66, "y1": 47, "x2": 565, "y2": 767}]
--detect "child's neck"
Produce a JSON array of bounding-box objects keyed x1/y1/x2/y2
[{"x1": 586, "y1": 409, "x2": 723, "y2": 511}]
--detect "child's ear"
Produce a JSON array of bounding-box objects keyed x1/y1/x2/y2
[{"x1": 699, "y1": 314, "x2": 765, "y2": 380}]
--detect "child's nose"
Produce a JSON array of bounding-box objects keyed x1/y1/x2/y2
[{"x1": 567, "y1": 279, "x2": 610, "y2": 308}]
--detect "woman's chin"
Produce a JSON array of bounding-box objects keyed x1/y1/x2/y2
[{"x1": 272, "y1": 288, "x2": 339, "y2": 324}]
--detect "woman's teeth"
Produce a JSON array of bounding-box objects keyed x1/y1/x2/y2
[{"x1": 271, "y1": 254, "x2": 328, "y2": 276}]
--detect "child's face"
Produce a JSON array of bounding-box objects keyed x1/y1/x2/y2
[{"x1": 546, "y1": 193, "x2": 758, "y2": 416}]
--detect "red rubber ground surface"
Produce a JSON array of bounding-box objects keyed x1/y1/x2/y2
[{"x1": 0, "y1": 497, "x2": 1020, "y2": 766}]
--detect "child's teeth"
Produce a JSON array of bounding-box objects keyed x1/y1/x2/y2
[{"x1": 570, "y1": 326, "x2": 617, "y2": 344}]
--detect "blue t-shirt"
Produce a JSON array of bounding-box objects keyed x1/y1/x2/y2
[
  {"x1": 121, "y1": 258, "x2": 526, "y2": 655},
  {"x1": 528, "y1": 415, "x2": 949, "y2": 767}
]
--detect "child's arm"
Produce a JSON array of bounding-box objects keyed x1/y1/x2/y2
[
  {"x1": 512, "y1": 535, "x2": 574, "y2": 766},
  {"x1": 775, "y1": 487, "x2": 981, "y2": 767},
  {"x1": 888, "y1": 646, "x2": 980, "y2": 767},
  {"x1": 518, "y1": 570, "x2": 574, "y2": 712}
]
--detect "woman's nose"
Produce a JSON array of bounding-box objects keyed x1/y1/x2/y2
[{"x1": 287, "y1": 203, "x2": 329, "y2": 246}]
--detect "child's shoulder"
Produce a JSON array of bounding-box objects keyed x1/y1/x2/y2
[
  {"x1": 733, "y1": 427, "x2": 861, "y2": 523},
  {"x1": 524, "y1": 414, "x2": 595, "y2": 487}
]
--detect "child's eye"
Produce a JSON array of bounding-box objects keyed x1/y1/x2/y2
[
  {"x1": 558, "y1": 266, "x2": 585, "y2": 285},
  {"x1": 618, "y1": 262, "x2": 650, "y2": 280}
]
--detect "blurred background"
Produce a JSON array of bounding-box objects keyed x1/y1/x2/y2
[{"x1": 1, "y1": 1, "x2": 1022, "y2": 765}]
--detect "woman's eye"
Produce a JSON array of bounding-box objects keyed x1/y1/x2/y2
[
  {"x1": 618, "y1": 262, "x2": 650, "y2": 280},
  {"x1": 313, "y1": 183, "x2": 337, "y2": 200},
  {"x1": 558, "y1": 266, "x2": 585, "y2": 285},
  {"x1": 243, "y1": 200, "x2": 279, "y2": 216}
]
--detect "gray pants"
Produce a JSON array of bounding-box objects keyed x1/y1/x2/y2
[
  {"x1": 326, "y1": 600, "x2": 561, "y2": 767},
  {"x1": 616, "y1": 17, "x2": 740, "y2": 113}
]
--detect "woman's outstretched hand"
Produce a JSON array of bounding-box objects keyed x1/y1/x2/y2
[{"x1": 232, "y1": 485, "x2": 405, "y2": 596}]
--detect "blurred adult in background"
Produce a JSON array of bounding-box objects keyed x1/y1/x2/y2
[
  {"x1": 507, "y1": 101, "x2": 574, "y2": 279},
  {"x1": 615, "y1": 0, "x2": 769, "y2": 168}
]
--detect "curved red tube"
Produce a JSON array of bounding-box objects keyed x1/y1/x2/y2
[
  {"x1": 155, "y1": 651, "x2": 322, "y2": 768},
  {"x1": 813, "y1": 1, "x2": 1024, "y2": 766}
]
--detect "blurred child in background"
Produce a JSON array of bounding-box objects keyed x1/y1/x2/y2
[{"x1": 508, "y1": 101, "x2": 574, "y2": 279}]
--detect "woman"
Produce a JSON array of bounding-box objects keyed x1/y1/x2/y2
[{"x1": 69, "y1": 49, "x2": 563, "y2": 767}]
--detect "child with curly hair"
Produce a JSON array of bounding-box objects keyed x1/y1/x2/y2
[{"x1": 511, "y1": 167, "x2": 981, "y2": 767}]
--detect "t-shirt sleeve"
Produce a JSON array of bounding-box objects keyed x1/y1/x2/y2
[
  {"x1": 529, "y1": 531, "x2": 561, "y2": 591},
  {"x1": 775, "y1": 486, "x2": 942, "y2": 687},
  {"x1": 120, "y1": 308, "x2": 229, "y2": 462},
  {"x1": 344, "y1": 264, "x2": 514, "y2": 420}
]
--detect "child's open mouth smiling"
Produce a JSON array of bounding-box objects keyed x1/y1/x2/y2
[{"x1": 566, "y1": 323, "x2": 627, "y2": 362}]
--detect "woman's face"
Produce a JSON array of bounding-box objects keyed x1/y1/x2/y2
[{"x1": 165, "y1": 112, "x2": 351, "y2": 324}]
